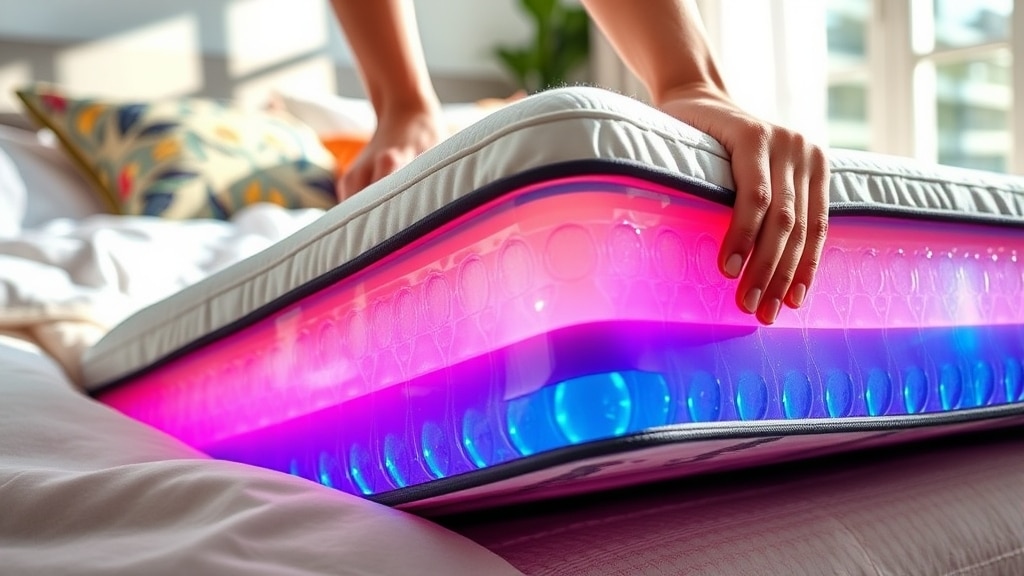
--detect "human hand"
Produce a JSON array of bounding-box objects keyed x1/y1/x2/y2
[
  {"x1": 336, "y1": 106, "x2": 446, "y2": 201},
  {"x1": 656, "y1": 84, "x2": 830, "y2": 325}
]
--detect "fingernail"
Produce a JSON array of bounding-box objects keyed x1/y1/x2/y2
[
  {"x1": 761, "y1": 297, "x2": 781, "y2": 324},
  {"x1": 742, "y1": 288, "x2": 762, "y2": 314},
  {"x1": 724, "y1": 253, "x2": 743, "y2": 278},
  {"x1": 789, "y1": 283, "x2": 807, "y2": 308}
]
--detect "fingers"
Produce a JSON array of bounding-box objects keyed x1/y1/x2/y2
[
  {"x1": 336, "y1": 149, "x2": 411, "y2": 202},
  {"x1": 756, "y1": 150, "x2": 806, "y2": 322},
  {"x1": 718, "y1": 123, "x2": 771, "y2": 304},
  {"x1": 337, "y1": 163, "x2": 370, "y2": 201},
  {"x1": 335, "y1": 108, "x2": 446, "y2": 202},
  {"x1": 371, "y1": 148, "x2": 410, "y2": 184},
  {"x1": 786, "y1": 149, "x2": 829, "y2": 309},
  {"x1": 735, "y1": 145, "x2": 797, "y2": 325},
  {"x1": 721, "y1": 127, "x2": 828, "y2": 325}
]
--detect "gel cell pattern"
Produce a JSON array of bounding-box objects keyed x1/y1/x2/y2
[{"x1": 97, "y1": 175, "x2": 1024, "y2": 501}]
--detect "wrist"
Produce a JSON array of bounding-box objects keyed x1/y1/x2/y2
[
  {"x1": 372, "y1": 96, "x2": 446, "y2": 145},
  {"x1": 650, "y1": 79, "x2": 730, "y2": 109},
  {"x1": 370, "y1": 83, "x2": 440, "y2": 122}
]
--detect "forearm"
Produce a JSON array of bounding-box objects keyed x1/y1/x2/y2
[
  {"x1": 329, "y1": 0, "x2": 439, "y2": 116},
  {"x1": 580, "y1": 0, "x2": 727, "y2": 105}
]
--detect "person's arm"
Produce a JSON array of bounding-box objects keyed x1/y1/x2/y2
[
  {"x1": 581, "y1": 0, "x2": 829, "y2": 325},
  {"x1": 330, "y1": 0, "x2": 445, "y2": 199}
]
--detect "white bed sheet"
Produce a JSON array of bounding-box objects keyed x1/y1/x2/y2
[
  {"x1": 0, "y1": 335, "x2": 522, "y2": 575},
  {"x1": 0, "y1": 201, "x2": 326, "y2": 384}
]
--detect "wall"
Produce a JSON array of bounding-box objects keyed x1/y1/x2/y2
[{"x1": 0, "y1": 0, "x2": 531, "y2": 112}]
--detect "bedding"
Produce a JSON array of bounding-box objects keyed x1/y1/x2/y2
[
  {"x1": 80, "y1": 87, "x2": 1024, "y2": 514},
  {"x1": 0, "y1": 124, "x2": 103, "y2": 231},
  {"x1": 0, "y1": 188, "x2": 324, "y2": 384},
  {"x1": 273, "y1": 87, "x2": 523, "y2": 139},
  {"x1": 273, "y1": 88, "x2": 523, "y2": 172},
  {"x1": 0, "y1": 143, "x2": 24, "y2": 236},
  {"x1": 0, "y1": 335, "x2": 522, "y2": 575}
]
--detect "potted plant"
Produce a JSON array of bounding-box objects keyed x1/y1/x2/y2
[{"x1": 494, "y1": 0, "x2": 591, "y2": 93}]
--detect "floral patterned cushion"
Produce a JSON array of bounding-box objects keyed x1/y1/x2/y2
[{"x1": 16, "y1": 84, "x2": 338, "y2": 219}]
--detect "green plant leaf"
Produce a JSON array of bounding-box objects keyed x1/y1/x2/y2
[
  {"x1": 554, "y1": 7, "x2": 591, "y2": 81},
  {"x1": 497, "y1": 0, "x2": 591, "y2": 93},
  {"x1": 495, "y1": 46, "x2": 535, "y2": 91},
  {"x1": 562, "y1": 8, "x2": 590, "y2": 45},
  {"x1": 519, "y1": 0, "x2": 557, "y2": 24}
]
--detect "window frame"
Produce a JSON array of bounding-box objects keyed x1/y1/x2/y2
[{"x1": 833, "y1": 0, "x2": 1023, "y2": 174}]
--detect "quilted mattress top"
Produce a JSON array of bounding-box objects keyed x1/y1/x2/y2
[{"x1": 81, "y1": 87, "x2": 1024, "y2": 388}]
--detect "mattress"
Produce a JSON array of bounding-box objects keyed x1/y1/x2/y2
[{"x1": 83, "y1": 87, "x2": 1024, "y2": 513}]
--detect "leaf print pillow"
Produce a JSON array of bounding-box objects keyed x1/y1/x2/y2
[{"x1": 16, "y1": 84, "x2": 338, "y2": 219}]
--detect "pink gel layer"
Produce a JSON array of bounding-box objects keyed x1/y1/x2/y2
[{"x1": 98, "y1": 174, "x2": 1024, "y2": 460}]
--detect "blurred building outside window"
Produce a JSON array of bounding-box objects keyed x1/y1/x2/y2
[{"x1": 826, "y1": 0, "x2": 1023, "y2": 174}]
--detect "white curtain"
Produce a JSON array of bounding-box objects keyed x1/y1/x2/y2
[{"x1": 589, "y1": 0, "x2": 829, "y2": 143}]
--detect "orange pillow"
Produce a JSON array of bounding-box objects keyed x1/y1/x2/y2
[{"x1": 319, "y1": 135, "x2": 368, "y2": 175}]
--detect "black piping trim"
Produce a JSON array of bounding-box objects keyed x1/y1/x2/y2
[
  {"x1": 90, "y1": 157, "x2": 1024, "y2": 395},
  {"x1": 370, "y1": 405, "x2": 1024, "y2": 507},
  {"x1": 829, "y1": 201, "x2": 1024, "y2": 228}
]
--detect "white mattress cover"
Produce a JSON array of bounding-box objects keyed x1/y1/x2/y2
[{"x1": 81, "y1": 86, "x2": 1024, "y2": 388}]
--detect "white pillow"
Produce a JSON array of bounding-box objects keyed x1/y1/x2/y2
[
  {"x1": 0, "y1": 125, "x2": 105, "y2": 228},
  {"x1": 274, "y1": 89, "x2": 520, "y2": 138},
  {"x1": 0, "y1": 147, "x2": 26, "y2": 237},
  {"x1": 273, "y1": 90, "x2": 376, "y2": 137}
]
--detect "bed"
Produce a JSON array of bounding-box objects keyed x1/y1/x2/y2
[{"x1": 3, "y1": 86, "x2": 1024, "y2": 575}]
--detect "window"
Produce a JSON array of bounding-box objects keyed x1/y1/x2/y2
[
  {"x1": 826, "y1": 0, "x2": 871, "y2": 151},
  {"x1": 825, "y1": 0, "x2": 1024, "y2": 174}
]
